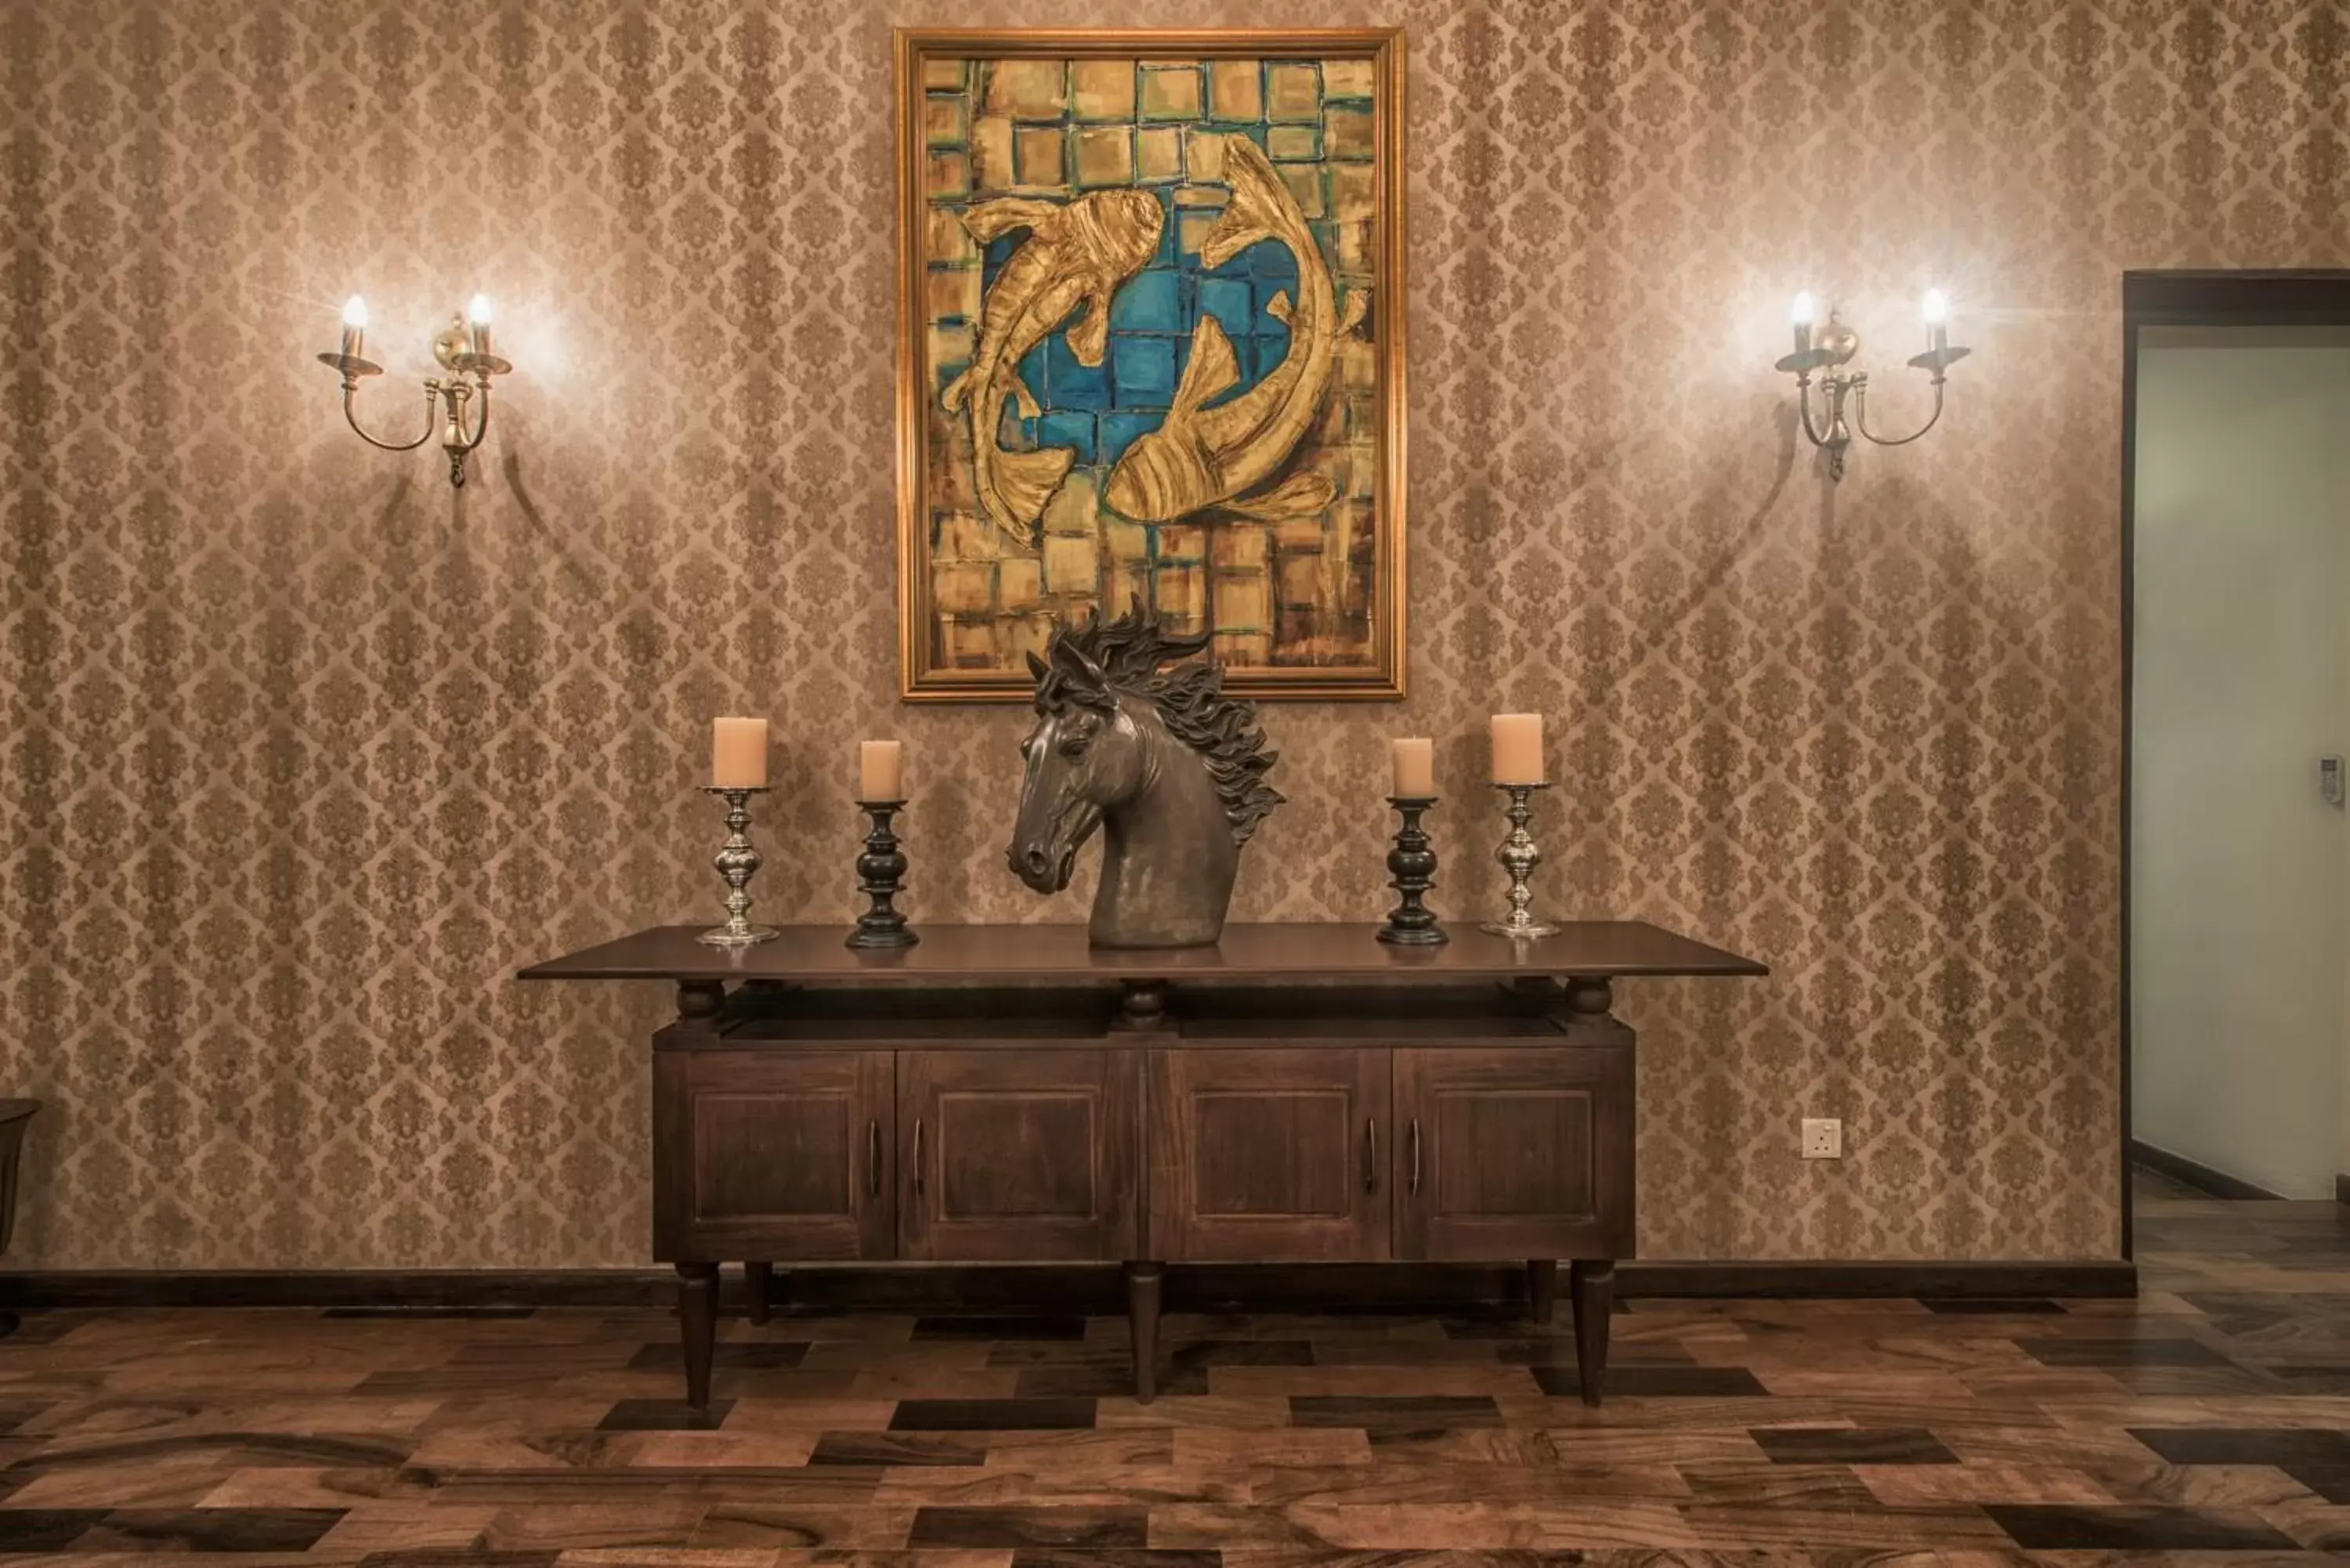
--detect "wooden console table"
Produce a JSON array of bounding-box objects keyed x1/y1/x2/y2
[{"x1": 519, "y1": 922, "x2": 1765, "y2": 1414}]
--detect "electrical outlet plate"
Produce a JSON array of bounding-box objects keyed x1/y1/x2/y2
[{"x1": 1801, "y1": 1117, "x2": 1843, "y2": 1159}]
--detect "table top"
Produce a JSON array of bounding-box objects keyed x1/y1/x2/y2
[{"x1": 517, "y1": 922, "x2": 1768, "y2": 985}]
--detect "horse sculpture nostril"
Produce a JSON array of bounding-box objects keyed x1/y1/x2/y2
[{"x1": 1021, "y1": 847, "x2": 1050, "y2": 876}]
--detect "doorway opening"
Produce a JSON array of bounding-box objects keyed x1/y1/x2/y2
[{"x1": 2125, "y1": 272, "x2": 2350, "y2": 1243}]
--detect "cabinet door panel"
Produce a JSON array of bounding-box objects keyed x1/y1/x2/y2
[
  {"x1": 1148, "y1": 1047, "x2": 1390, "y2": 1261},
  {"x1": 900, "y1": 1049, "x2": 1137, "y2": 1260},
  {"x1": 1394, "y1": 1046, "x2": 1632, "y2": 1260},
  {"x1": 654, "y1": 1050, "x2": 894, "y2": 1261}
]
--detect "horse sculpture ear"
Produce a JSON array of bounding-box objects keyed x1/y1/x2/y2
[
  {"x1": 1050, "y1": 636, "x2": 1108, "y2": 691},
  {"x1": 1025, "y1": 649, "x2": 1050, "y2": 683}
]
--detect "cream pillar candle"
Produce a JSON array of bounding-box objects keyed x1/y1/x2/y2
[
  {"x1": 859, "y1": 739, "x2": 905, "y2": 801},
  {"x1": 1490, "y1": 713, "x2": 1545, "y2": 785},
  {"x1": 1390, "y1": 738, "x2": 1434, "y2": 798},
  {"x1": 711, "y1": 717, "x2": 768, "y2": 789}
]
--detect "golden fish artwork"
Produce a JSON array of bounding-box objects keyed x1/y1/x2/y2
[
  {"x1": 942, "y1": 190, "x2": 1163, "y2": 541},
  {"x1": 901, "y1": 42, "x2": 1404, "y2": 700},
  {"x1": 1104, "y1": 136, "x2": 1366, "y2": 526}
]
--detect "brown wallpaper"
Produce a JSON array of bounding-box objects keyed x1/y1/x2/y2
[{"x1": 3, "y1": 0, "x2": 2344, "y2": 1268}]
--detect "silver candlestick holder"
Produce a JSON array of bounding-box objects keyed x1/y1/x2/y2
[
  {"x1": 1479, "y1": 782, "x2": 1560, "y2": 939},
  {"x1": 698, "y1": 786, "x2": 779, "y2": 948}
]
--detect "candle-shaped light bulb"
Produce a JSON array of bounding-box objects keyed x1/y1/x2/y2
[
  {"x1": 466, "y1": 293, "x2": 493, "y2": 359},
  {"x1": 339, "y1": 294, "x2": 367, "y2": 362},
  {"x1": 1790, "y1": 290, "x2": 1815, "y2": 356},
  {"x1": 1922, "y1": 287, "x2": 1949, "y2": 358}
]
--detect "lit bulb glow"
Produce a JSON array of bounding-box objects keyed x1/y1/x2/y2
[
  {"x1": 465, "y1": 294, "x2": 495, "y2": 361},
  {"x1": 1922, "y1": 287, "x2": 1949, "y2": 324},
  {"x1": 1789, "y1": 291, "x2": 1816, "y2": 327},
  {"x1": 335, "y1": 294, "x2": 368, "y2": 365}
]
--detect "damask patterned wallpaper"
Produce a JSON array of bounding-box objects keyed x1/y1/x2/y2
[{"x1": 3, "y1": 0, "x2": 2343, "y2": 1268}]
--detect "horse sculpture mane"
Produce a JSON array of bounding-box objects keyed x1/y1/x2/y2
[{"x1": 1032, "y1": 604, "x2": 1285, "y2": 845}]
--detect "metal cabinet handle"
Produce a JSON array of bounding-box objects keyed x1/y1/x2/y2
[
  {"x1": 867, "y1": 1119, "x2": 880, "y2": 1197},
  {"x1": 1410, "y1": 1118, "x2": 1422, "y2": 1196},
  {"x1": 1364, "y1": 1116, "x2": 1377, "y2": 1194},
  {"x1": 913, "y1": 1118, "x2": 925, "y2": 1196}
]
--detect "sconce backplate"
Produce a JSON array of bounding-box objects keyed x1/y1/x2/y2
[
  {"x1": 432, "y1": 317, "x2": 475, "y2": 372},
  {"x1": 1814, "y1": 317, "x2": 1860, "y2": 367}
]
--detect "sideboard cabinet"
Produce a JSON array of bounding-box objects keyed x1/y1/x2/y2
[{"x1": 522, "y1": 923, "x2": 1766, "y2": 1415}]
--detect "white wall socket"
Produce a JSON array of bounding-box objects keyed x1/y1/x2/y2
[{"x1": 1801, "y1": 1117, "x2": 1843, "y2": 1159}]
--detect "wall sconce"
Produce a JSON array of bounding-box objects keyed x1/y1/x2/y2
[
  {"x1": 1774, "y1": 289, "x2": 1969, "y2": 482},
  {"x1": 316, "y1": 294, "x2": 513, "y2": 487}
]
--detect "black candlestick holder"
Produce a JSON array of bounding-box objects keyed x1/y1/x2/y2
[
  {"x1": 846, "y1": 799, "x2": 918, "y2": 950},
  {"x1": 1377, "y1": 795, "x2": 1448, "y2": 946}
]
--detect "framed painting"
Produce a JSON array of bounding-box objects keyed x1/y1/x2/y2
[{"x1": 895, "y1": 28, "x2": 1406, "y2": 700}]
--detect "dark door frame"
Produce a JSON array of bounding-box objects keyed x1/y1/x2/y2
[{"x1": 2120, "y1": 270, "x2": 2350, "y2": 1256}]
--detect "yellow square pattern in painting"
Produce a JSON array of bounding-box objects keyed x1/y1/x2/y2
[
  {"x1": 1139, "y1": 62, "x2": 1204, "y2": 120},
  {"x1": 985, "y1": 58, "x2": 1068, "y2": 119},
  {"x1": 971, "y1": 117, "x2": 1015, "y2": 190},
  {"x1": 1267, "y1": 124, "x2": 1319, "y2": 161},
  {"x1": 926, "y1": 150, "x2": 969, "y2": 200},
  {"x1": 1074, "y1": 126, "x2": 1133, "y2": 188},
  {"x1": 1266, "y1": 62, "x2": 1321, "y2": 121},
  {"x1": 924, "y1": 95, "x2": 964, "y2": 149},
  {"x1": 1015, "y1": 125, "x2": 1066, "y2": 186},
  {"x1": 1135, "y1": 125, "x2": 1184, "y2": 182},
  {"x1": 1071, "y1": 59, "x2": 1136, "y2": 121},
  {"x1": 1209, "y1": 60, "x2": 1263, "y2": 121},
  {"x1": 1184, "y1": 126, "x2": 1229, "y2": 181}
]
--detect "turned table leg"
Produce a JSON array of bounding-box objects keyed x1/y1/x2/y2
[
  {"x1": 1126, "y1": 1260, "x2": 1163, "y2": 1403},
  {"x1": 1527, "y1": 1258, "x2": 1556, "y2": 1324},
  {"x1": 1570, "y1": 1259, "x2": 1614, "y2": 1406},
  {"x1": 744, "y1": 1261, "x2": 772, "y2": 1324},
  {"x1": 0, "y1": 1100, "x2": 34, "y2": 1341},
  {"x1": 676, "y1": 1262, "x2": 719, "y2": 1414}
]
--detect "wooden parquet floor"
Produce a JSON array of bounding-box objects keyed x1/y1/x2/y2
[{"x1": 2, "y1": 1184, "x2": 2348, "y2": 1565}]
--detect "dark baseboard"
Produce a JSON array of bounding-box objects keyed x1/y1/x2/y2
[
  {"x1": 2131, "y1": 1138, "x2": 2284, "y2": 1201},
  {"x1": 0, "y1": 1258, "x2": 2135, "y2": 1312},
  {"x1": 0, "y1": 1270, "x2": 685, "y2": 1312},
  {"x1": 1620, "y1": 1259, "x2": 2135, "y2": 1299}
]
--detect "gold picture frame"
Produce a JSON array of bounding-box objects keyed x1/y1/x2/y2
[{"x1": 895, "y1": 28, "x2": 1407, "y2": 701}]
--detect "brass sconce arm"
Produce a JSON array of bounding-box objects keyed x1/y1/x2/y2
[
  {"x1": 1850, "y1": 346, "x2": 1969, "y2": 450},
  {"x1": 1851, "y1": 374, "x2": 1941, "y2": 448},
  {"x1": 327, "y1": 362, "x2": 435, "y2": 453},
  {"x1": 1790, "y1": 370, "x2": 1837, "y2": 451}
]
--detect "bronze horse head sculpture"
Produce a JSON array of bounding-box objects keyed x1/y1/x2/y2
[{"x1": 1009, "y1": 604, "x2": 1282, "y2": 948}]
